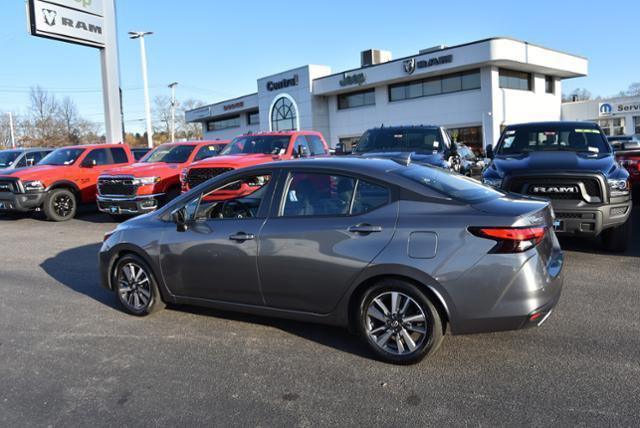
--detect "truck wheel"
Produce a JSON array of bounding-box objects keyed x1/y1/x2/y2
[
  {"x1": 601, "y1": 219, "x2": 630, "y2": 253},
  {"x1": 43, "y1": 188, "x2": 77, "y2": 222}
]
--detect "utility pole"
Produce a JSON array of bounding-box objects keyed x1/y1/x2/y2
[
  {"x1": 8, "y1": 112, "x2": 16, "y2": 148},
  {"x1": 129, "y1": 31, "x2": 154, "y2": 148},
  {"x1": 168, "y1": 82, "x2": 178, "y2": 142}
]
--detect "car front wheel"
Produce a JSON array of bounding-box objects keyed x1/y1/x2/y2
[
  {"x1": 43, "y1": 188, "x2": 77, "y2": 221},
  {"x1": 113, "y1": 254, "x2": 165, "y2": 316},
  {"x1": 357, "y1": 279, "x2": 443, "y2": 364}
]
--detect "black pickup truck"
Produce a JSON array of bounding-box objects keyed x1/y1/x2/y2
[{"x1": 482, "y1": 121, "x2": 632, "y2": 252}]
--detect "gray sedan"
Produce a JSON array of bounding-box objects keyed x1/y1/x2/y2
[{"x1": 100, "y1": 158, "x2": 564, "y2": 364}]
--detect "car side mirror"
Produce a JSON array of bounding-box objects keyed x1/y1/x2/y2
[
  {"x1": 81, "y1": 158, "x2": 97, "y2": 168},
  {"x1": 171, "y1": 206, "x2": 189, "y2": 232},
  {"x1": 486, "y1": 144, "x2": 494, "y2": 159}
]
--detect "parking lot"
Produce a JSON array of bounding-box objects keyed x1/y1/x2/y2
[{"x1": 0, "y1": 207, "x2": 639, "y2": 426}]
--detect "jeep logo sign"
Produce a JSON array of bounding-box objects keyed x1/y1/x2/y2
[
  {"x1": 531, "y1": 185, "x2": 579, "y2": 194},
  {"x1": 29, "y1": 0, "x2": 105, "y2": 47},
  {"x1": 43, "y1": 0, "x2": 104, "y2": 17}
]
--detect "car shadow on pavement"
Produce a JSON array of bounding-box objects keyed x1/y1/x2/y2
[
  {"x1": 40, "y1": 243, "x2": 120, "y2": 310},
  {"x1": 558, "y1": 207, "x2": 640, "y2": 257}
]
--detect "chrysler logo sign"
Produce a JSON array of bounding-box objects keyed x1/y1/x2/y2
[
  {"x1": 531, "y1": 185, "x2": 579, "y2": 194},
  {"x1": 266, "y1": 75, "x2": 299, "y2": 91},
  {"x1": 403, "y1": 54, "x2": 453, "y2": 74}
]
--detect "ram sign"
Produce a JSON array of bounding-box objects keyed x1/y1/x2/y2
[{"x1": 27, "y1": 0, "x2": 105, "y2": 48}]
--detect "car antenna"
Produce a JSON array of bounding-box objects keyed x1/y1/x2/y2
[{"x1": 391, "y1": 152, "x2": 414, "y2": 166}]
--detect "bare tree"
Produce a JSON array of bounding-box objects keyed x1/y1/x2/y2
[
  {"x1": 0, "y1": 111, "x2": 16, "y2": 147},
  {"x1": 25, "y1": 86, "x2": 61, "y2": 145},
  {"x1": 618, "y1": 82, "x2": 640, "y2": 97},
  {"x1": 562, "y1": 88, "x2": 592, "y2": 102},
  {"x1": 152, "y1": 96, "x2": 204, "y2": 142},
  {"x1": 179, "y1": 99, "x2": 204, "y2": 140}
]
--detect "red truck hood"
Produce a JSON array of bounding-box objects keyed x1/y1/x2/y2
[
  {"x1": 0, "y1": 165, "x2": 69, "y2": 182},
  {"x1": 101, "y1": 162, "x2": 184, "y2": 178},
  {"x1": 189, "y1": 153, "x2": 281, "y2": 169}
]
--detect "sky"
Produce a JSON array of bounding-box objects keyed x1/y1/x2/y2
[{"x1": 1, "y1": 0, "x2": 638, "y2": 133}]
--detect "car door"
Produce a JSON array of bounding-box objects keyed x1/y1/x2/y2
[
  {"x1": 158, "y1": 170, "x2": 276, "y2": 305},
  {"x1": 258, "y1": 170, "x2": 397, "y2": 314},
  {"x1": 77, "y1": 148, "x2": 129, "y2": 202}
]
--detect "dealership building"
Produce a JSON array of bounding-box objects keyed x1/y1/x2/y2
[
  {"x1": 561, "y1": 96, "x2": 640, "y2": 136},
  {"x1": 186, "y1": 37, "x2": 588, "y2": 152}
]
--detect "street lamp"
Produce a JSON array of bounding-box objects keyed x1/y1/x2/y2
[
  {"x1": 129, "y1": 31, "x2": 154, "y2": 149},
  {"x1": 168, "y1": 82, "x2": 178, "y2": 142}
]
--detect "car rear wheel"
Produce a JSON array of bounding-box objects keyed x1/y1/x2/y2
[
  {"x1": 113, "y1": 254, "x2": 165, "y2": 316},
  {"x1": 357, "y1": 279, "x2": 443, "y2": 364},
  {"x1": 601, "y1": 219, "x2": 630, "y2": 253},
  {"x1": 43, "y1": 188, "x2": 77, "y2": 222}
]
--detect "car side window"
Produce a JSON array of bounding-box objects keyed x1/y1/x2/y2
[
  {"x1": 111, "y1": 148, "x2": 129, "y2": 164},
  {"x1": 15, "y1": 156, "x2": 27, "y2": 168},
  {"x1": 194, "y1": 145, "x2": 221, "y2": 161},
  {"x1": 307, "y1": 135, "x2": 328, "y2": 156},
  {"x1": 30, "y1": 152, "x2": 44, "y2": 164},
  {"x1": 293, "y1": 136, "x2": 311, "y2": 157},
  {"x1": 282, "y1": 173, "x2": 355, "y2": 217},
  {"x1": 352, "y1": 180, "x2": 390, "y2": 215},
  {"x1": 85, "y1": 148, "x2": 112, "y2": 166}
]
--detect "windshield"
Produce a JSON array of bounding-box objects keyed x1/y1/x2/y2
[
  {"x1": 142, "y1": 144, "x2": 195, "y2": 164},
  {"x1": 0, "y1": 151, "x2": 21, "y2": 168},
  {"x1": 355, "y1": 129, "x2": 444, "y2": 154},
  {"x1": 220, "y1": 136, "x2": 291, "y2": 156},
  {"x1": 395, "y1": 164, "x2": 503, "y2": 203},
  {"x1": 40, "y1": 148, "x2": 85, "y2": 166},
  {"x1": 497, "y1": 124, "x2": 611, "y2": 155}
]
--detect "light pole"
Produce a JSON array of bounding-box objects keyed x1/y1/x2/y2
[
  {"x1": 168, "y1": 82, "x2": 178, "y2": 142},
  {"x1": 8, "y1": 112, "x2": 16, "y2": 148},
  {"x1": 129, "y1": 31, "x2": 154, "y2": 149}
]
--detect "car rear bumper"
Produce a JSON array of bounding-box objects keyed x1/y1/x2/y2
[
  {"x1": 447, "y1": 243, "x2": 564, "y2": 335},
  {"x1": 0, "y1": 191, "x2": 45, "y2": 212},
  {"x1": 97, "y1": 194, "x2": 165, "y2": 215},
  {"x1": 551, "y1": 197, "x2": 632, "y2": 236}
]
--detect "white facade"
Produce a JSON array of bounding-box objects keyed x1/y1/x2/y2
[
  {"x1": 561, "y1": 96, "x2": 640, "y2": 136},
  {"x1": 187, "y1": 37, "x2": 587, "y2": 151}
]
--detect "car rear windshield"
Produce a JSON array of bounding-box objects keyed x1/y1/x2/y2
[
  {"x1": 142, "y1": 144, "x2": 195, "y2": 164},
  {"x1": 40, "y1": 148, "x2": 85, "y2": 166},
  {"x1": 497, "y1": 124, "x2": 611, "y2": 155},
  {"x1": 394, "y1": 164, "x2": 503, "y2": 203},
  {"x1": 354, "y1": 128, "x2": 444, "y2": 154},
  {"x1": 0, "y1": 150, "x2": 21, "y2": 167},
  {"x1": 220, "y1": 136, "x2": 291, "y2": 156}
]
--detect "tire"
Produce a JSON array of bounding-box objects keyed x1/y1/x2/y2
[
  {"x1": 357, "y1": 279, "x2": 444, "y2": 365},
  {"x1": 43, "y1": 188, "x2": 77, "y2": 222},
  {"x1": 113, "y1": 254, "x2": 165, "y2": 316},
  {"x1": 601, "y1": 219, "x2": 630, "y2": 253}
]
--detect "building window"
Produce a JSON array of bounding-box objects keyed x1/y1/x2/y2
[
  {"x1": 634, "y1": 116, "x2": 640, "y2": 135},
  {"x1": 448, "y1": 126, "x2": 483, "y2": 154},
  {"x1": 271, "y1": 96, "x2": 297, "y2": 131},
  {"x1": 598, "y1": 118, "x2": 625, "y2": 136},
  {"x1": 247, "y1": 110, "x2": 260, "y2": 125},
  {"x1": 338, "y1": 88, "x2": 376, "y2": 110},
  {"x1": 499, "y1": 69, "x2": 532, "y2": 91},
  {"x1": 545, "y1": 76, "x2": 555, "y2": 94},
  {"x1": 388, "y1": 69, "x2": 480, "y2": 102},
  {"x1": 207, "y1": 115, "x2": 240, "y2": 131}
]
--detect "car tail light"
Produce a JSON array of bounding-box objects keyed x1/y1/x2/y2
[{"x1": 468, "y1": 226, "x2": 546, "y2": 253}]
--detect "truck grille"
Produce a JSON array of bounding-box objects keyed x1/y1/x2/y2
[
  {"x1": 98, "y1": 177, "x2": 137, "y2": 197},
  {"x1": 186, "y1": 168, "x2": 236, "y2": 189},
  {"x1": 506, "y1": 177, "x2": 602, "y2": 201}
]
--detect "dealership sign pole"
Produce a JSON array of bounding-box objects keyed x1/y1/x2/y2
[{"x1": 26, "y1": 0, "x2": 124, "y2": 144}]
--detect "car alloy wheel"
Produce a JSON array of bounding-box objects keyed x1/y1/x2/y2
[
  {"x1": 52, "y1": 194, "x2": 74, "y2": 218},
  {"x1": 117, "y1": 262, "x2": 153, "y2": 312},
  {"x1": 365, "y1": 291, "x2": 428, "y2": 356}
]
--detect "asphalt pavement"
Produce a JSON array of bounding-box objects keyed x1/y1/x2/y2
[{"x1": 0, "y1": 207, "x2": 639, "y2": 426}]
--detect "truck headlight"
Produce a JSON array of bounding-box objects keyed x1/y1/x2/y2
[
  {"x1": 608, "y1": 179, "x2": 630, "y2": 197},
  {"x1": 132, "y1": 176, "x2": 160, "y2": 186},
  {"x1": 22, "y1": 180, "x2": 45, "y2": 193},
  {"x1": 482, "y1": 177, "x2": 503, "y2": 188}
]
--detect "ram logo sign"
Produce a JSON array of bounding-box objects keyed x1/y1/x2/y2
[
  {"x1": 531, "y1": 185, "x2": 579, "y2": 194},
  {"x1": 28, "y1": 0, "x2": 105, "y2": 48}
]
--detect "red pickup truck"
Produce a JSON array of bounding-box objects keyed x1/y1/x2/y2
[
  {"x1": 181, "y1": 131, "x2": 330, "y2": 193},
  {"x1": 97, "y1": 140, "x2": 228, "y2": 216},
  {"x1": 0, "y1": 143, "x2": 134, "y2": 221}
]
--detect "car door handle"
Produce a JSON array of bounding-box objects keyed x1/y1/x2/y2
[
  {"x1": 348, "y1": 224, "x2": 383, "y2": 234},
  {"x1": 229, "y1": 232, "x2": 255, "y2": 242}
]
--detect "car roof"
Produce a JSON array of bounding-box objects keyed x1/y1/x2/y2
[
  {"x1": 505, "y1": 121, "x2": 600, "y2": 129},
  {"x1": 365, "y1": 125, "x2": 441, "y2": 132},
  {"x1": 239, "y1": 131, "x2": 322, "y2": 137},
  {"x1": 239, "y1": 156, "x2": 405, "y2": 176},
  {"x1": 61, "y1": 143, "x2": 128, "y2": 150}
]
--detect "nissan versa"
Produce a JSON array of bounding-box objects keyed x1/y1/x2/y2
[{"x1": 100, "y1": 158, "x2": 564, "y2": 364}]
